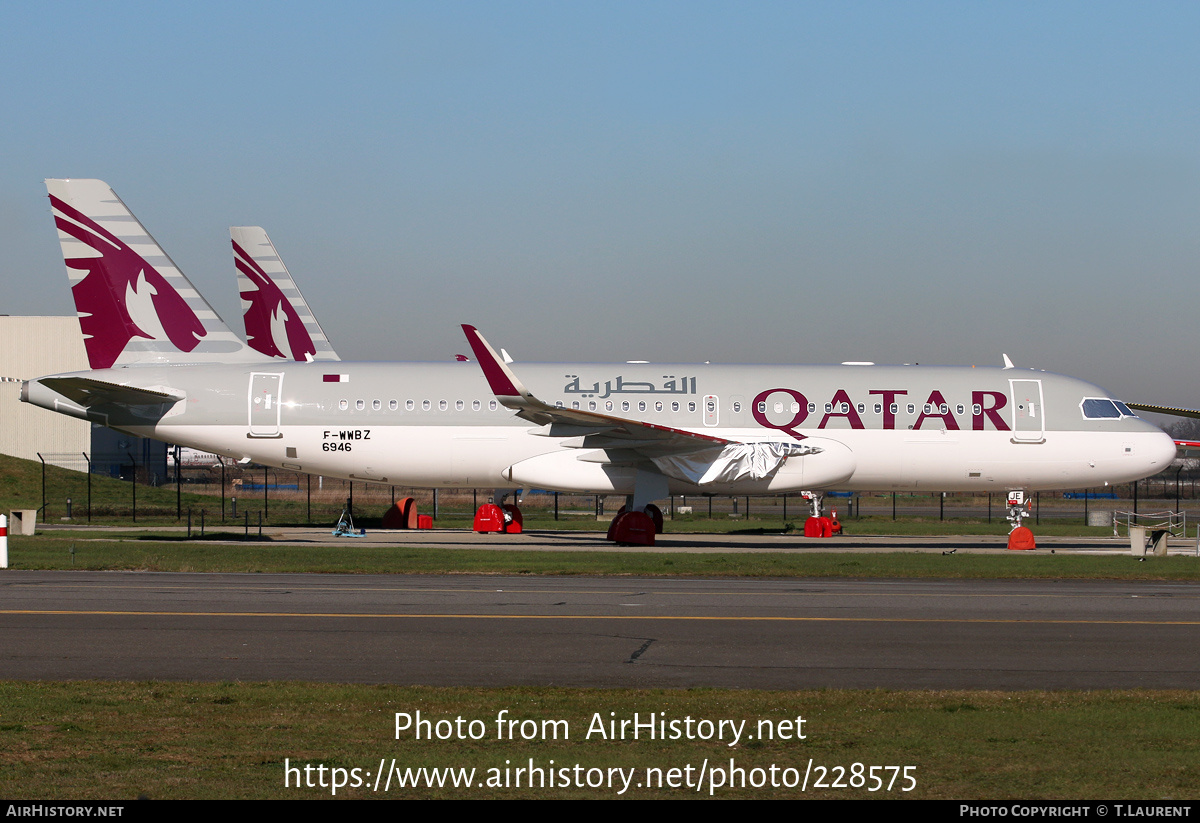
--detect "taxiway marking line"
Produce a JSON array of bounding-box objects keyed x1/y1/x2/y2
[{"x1": 3, "y1": 609, "x2": 1199, "y2": 625}]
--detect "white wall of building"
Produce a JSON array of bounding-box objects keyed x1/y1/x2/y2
[{"x1": 0, "y1": 317, "x2": 89, "y2": 468}]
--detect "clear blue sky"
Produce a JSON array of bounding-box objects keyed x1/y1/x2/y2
[{"x1": 2, "y1": 1, "x2": 1197, "y2": 408}]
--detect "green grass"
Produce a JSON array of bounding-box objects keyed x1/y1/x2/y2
[
  {"x1": 1, "y1": 683, "x2": 1196, "y2": 799},
  {"x1": 8, "y1": 536, "x2": 1199, "y2": 578}
]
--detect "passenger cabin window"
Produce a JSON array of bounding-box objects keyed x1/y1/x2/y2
[
  {"x1": 356, "y1": 399, "x2": 365, "y2": 410},
  {"x1": 422, "y1": 400, "x2": 431, "y2": 411},
  {"x1": 671, "y1": 402, "x2": 679, "y2": 412},
  {"x1": 907, "y1": 404, "x2": 915, "y2": 414},
  {"x1": 731, "y1": 401, "x2": 740, "y2": 413},
  {"x1": 372, "y1": 399, "x2": 381, "y2": 411},
  {"x1": 455, "y1": 400, "x2": 464, "y2": 411},
  {"x1": 655, "y1": 401, "x2": 663, "y2": 412},
  {"x1": 808, "y1": 403, "x2": 816, "y2": 413},
  {"x1": 339, "y1": 399, "x2": 348, "y2": 411},
  {"x1": 622, "y1": 401, "x2": 630, "y2": 412},
  {"x1": 472, "y1": 400, "x2": 480, "y2": 411},
  {"x1": 638, "y1": 401, "x2": 646, "y2": 412},
  {"x1": 489, "y1": 400, "x2": 498, "y2": 411},
  {"x1": 406, "y1": 400, "x2": 414, "y2": 411},
  {"x1": 389, "y1": 400, "x2": 398, "y2": 411},
  {"x1": 439, "y1": 400, "x2": 448, "y2": 411},
  {"x1": 688, "y1": 402, "x2": 696, "y2": 412},
  {"x1": 605, "y1": 401, "x2": 613, "y2": 411},
  {"x1": 874, "y1": 403, "x2": 883, "y2": 414}
]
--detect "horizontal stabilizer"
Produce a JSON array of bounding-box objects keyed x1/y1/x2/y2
[{"x1": 36, "y1": 376, "x2": 183, "y2": 408}]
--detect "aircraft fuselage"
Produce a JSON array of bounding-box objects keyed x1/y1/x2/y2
[{"x1": 23, "y1": 359, "x2": 1175, "y2": 495}]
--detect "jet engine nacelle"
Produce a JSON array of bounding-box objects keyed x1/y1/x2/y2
[{"x1": 503, "y1": 437, "x2": 856, "y2": 495}]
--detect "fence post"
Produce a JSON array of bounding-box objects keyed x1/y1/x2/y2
[
  {"x1": 126, "y1": 450, "x2": 137, "y2": 523},
  {"x1": 37, "y1": 453, "x2": 46, "y2": 519},
  {"x1": 82, "y1": 452, "x2": 92, "y2": 523}
]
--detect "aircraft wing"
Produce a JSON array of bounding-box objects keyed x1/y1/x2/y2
[
  {"x1": 461, "y1": 325, "x2": 821, "y2": 487},
  {"x1": 36, "y1": 376, "x2": 183, "y2": 408},
  {"x1": 1124, "y1": 403, "x2": 1200, "y2": 452},
  {"x1": 462, "y1": 324, "x2": 732, "y2": 456},
  {"x1": 1126, "y1": 402, "x2": 1200, "y2": 420}
]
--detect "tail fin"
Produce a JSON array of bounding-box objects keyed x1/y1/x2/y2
[
  {"x1": 231, "y1": 226, "x2": 340, "y2": 362},
  {"x1": 45, "y1": 178, "x2": 264, "y2": 369}
]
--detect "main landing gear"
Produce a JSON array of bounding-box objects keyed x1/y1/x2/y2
[
  {"x1": 474, "y1": 489, "x2": 524, "y2": 534},
  {"x1": 1006, "y1": 490, "x2": 1036, "y2": 550},
  {"x1": 607, "y1": 469, "x2": 670, "y2": 547}
]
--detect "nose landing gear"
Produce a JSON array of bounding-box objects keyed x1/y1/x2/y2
[{"x1": 1006, "y1": 490, "x2": 1036, "y2": 550}]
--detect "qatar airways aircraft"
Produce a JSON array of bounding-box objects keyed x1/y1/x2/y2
[
  {"x1": 231, "y1": 226, "x2": 340, "y2": 362},
  {"x1": 22, "y1": 179, "x2": 1176, "y2": 544}
]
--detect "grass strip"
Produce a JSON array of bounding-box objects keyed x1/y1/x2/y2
[
  {"x1": 1, "y1": 683, "x2": 1196, "y2": 799},
  {"x1": 7, "y1": 536, "x2": 1199, "y2": 578}
]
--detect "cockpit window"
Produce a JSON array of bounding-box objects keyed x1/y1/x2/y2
[
  {"x1": 1081, "y1": 398, "x2": 1121, "y2": 419},
  {"x1": 1114, "y1": 401, "x2": 1137, "y2": 418}
]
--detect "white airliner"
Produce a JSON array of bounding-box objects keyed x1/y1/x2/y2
[
  {"x1": 231, "y1": 226, "x2": 340, "y2": 362},
  {"x1": 22, "y1": 179, "x2": 1176, "y2": 544}
]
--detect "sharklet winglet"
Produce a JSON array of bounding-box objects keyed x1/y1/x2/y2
[
  {"x1": 461, "y1": 324, "x2": 530, "y2": 402},
  {"x1": 461, "y1": 324, "x2": 731, "y2": 449}
]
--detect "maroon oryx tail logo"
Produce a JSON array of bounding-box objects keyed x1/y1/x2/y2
[
  {"x1": 50, "y1": 194, "x2": 206, "y2": 369},
  {"x1": 233, "y1": 239, "x2": 316, "y2": 361}
]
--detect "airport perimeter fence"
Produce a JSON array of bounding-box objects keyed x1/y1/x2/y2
[{"x1": 21, "y1": 454, "x2": 1200, "y2": 530}]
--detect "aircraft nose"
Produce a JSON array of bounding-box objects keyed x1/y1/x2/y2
[{"x1": 1150, "y1": 428, "x2": 1180, "y2": 469}]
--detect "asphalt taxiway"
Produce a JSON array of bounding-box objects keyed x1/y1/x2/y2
[{"x1": 3, "y1": 565, "x2": 1198, "y2": 689}]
